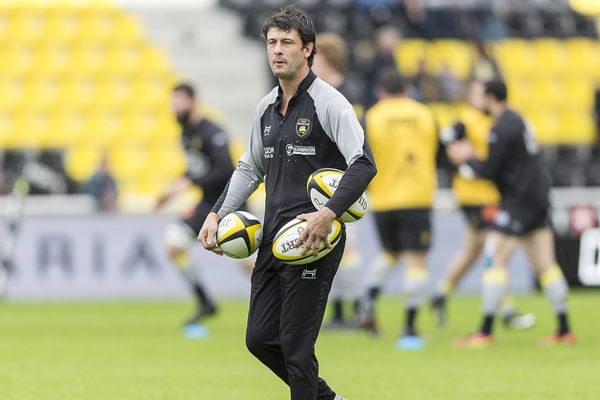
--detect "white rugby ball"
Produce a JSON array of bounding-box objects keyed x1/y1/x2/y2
[
  {"x1": 272, "y1": 218, "x2": 343, "y2": 265},
  {"x1": 306, "y1": 168, "x2": 368, "y2": 222},
  {"x1": 216, "y1": 211, "x2": 262, "y2": 259}
]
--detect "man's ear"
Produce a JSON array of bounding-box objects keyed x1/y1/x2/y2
[{"x1": 304, "y1": 42, "x2": 314, "y2": 58}]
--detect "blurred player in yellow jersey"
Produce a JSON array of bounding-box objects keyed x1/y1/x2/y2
[
  {"x1": 431, "y1": 81, "x2": 535, "y2": 330},
  {"x1": 358, "y1": 69, "x2": 437, "y2": 351}
]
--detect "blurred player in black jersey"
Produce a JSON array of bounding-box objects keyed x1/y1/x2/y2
[
  {"x1": 156, "y1": 83, "x2": 235, "y2": 335},
  {"x1": 312, "y1": 32, "x2": 364, "y2": 330},
  {"x1": 448, "y1": 80, "x2": 574, "y2": 348},
  {"x1": 432, "y1": 81, "x2": 535, "y2": 330}
]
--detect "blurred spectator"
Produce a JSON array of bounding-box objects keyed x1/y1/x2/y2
[
  {"x1": 423, "y1": 0, "x2": 464, "y2": 39},
  {"x1": 363, "y1": 25, "x2": 402, "y2": 108},
  {"x1": 313, "y1": 33, "x2": 364, "y2": 120},
  {"x1": 85, "y1": 154, "x2": 118, "y2": 212},
  {"x1": 472, "y1": 0, "x2": 510, "y2": 40},
  {"x1": 411, "y1": 58, "x2": 439, "y2": 102},
  {"x1": 437, "y1": 62, "x2": 463, "y2": 102},
  {"x1": 469, "y1": 40, "x2": 502, "y2": 82}
]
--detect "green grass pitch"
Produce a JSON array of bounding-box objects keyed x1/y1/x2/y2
[{"x1": 1, "y1": 291, "x2": 598, "y2": 399}]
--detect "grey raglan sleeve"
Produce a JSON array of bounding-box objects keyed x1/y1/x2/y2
[
  {"x1": 313, "y1": 84, "x2": 377, "y2": 217},
  {"x1": 210, "y1": 98, "x2": 270, "y2": 219}
]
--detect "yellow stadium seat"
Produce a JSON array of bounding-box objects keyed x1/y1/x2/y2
[
  {"x1": 148, "y1": 145, "x2": 186, "y2": 181},
  {"x1": 108, "y1": 145, "x2": 149, "y2": 181},
  {"x1": 45, "y1": 108, "x2": 87, "y2": 148},
  {"x1": 530, "y1": 78, "x2": 564, "y2": 108},
  {"x1": 26, "y1": 73, "x2": 63, "y2": 108},
  {"x1": 426, "y1": 40, "x2": 472, "y2": 80},
  {"x1": 35, "y1": 44, "x2": 73, "y2": 74},
  {"x1": 0, "y1": 108, "x2": 15, "y2": 148},
  {"x1": 494, "y1": 40, "x2": 535, "y2": 79},
  {"x1": 531, "y1": 39, "x2": 567, "y2": 77},
  {"x1": 559, "y1": 112, "x2": 597, "y2": 144},
  {"x1": 64, "y1": 146, "x2": 104, "y2": 182},
  {"x1": 527, "y1": 112, "x2": 560, "y2": 144},
  {"x1": 394, "y1": 39, "x2": 426, "y2": 76},
  {"x1": 11, "y1": 9, "x2": 47, "y2": 43},
  {"x1": 61, "y1": 74, "x2": 99, "y2": 108},
  {"x1": 0, "y1": 74, "x2": 27, "y2": 108},
  {"x1": 107, "y1": 43, "x2": 144, "y2": 74},
  {"x1": 71, "y1": 44, "x2": 108, "y2": 74},
  {"x1": 85, "y1": 108, "x2": 125, "y2": 147},
  {"x1": 561, "y1": 78, "x2": 596, "y2": 111},
  {"x1": 564, "y1": 39, "x2": 600, "y2": 79},
  {"x1": 0, "y1": 9, "x2": 14, "y2": 44},
  {"x1": 96, "y1": 74, "x2": 135, "y2": 107},
  {"x1": 2, "y1": 44, "x2": 36, "y2": 74},
  {"x1": 118, "y1": 107, "x2": 164, "y2": 146},
  {"x1": 11, "y1": 107, "x2": 51, "y2": 149},
  {"x1": 132, "y1": 72, "x2": 175, "y2": 107},
  {"x1": 44, "y1": 9, "x2": 83, "y2": 44}
]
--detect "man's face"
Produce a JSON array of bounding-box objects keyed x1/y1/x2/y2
[
  {"x1": 171, "y1": 90, "x2": 194, "y2": 125},
  {"x1": 266, "y1": 28, "x2": 312, "y2": 80},
  {"x1": 467, "y1": 81, "x2": 485, "y2": 111},
  {"x1": 481, "y1": 93, "x2": 494, "y2": 116}
]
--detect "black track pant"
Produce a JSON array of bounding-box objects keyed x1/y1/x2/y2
[{"x1": 246, "y1": 235, "x2": 345, "y2": 400}]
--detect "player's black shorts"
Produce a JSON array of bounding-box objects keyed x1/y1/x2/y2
[
  {"x1": 461, "y1": 205, "x2": 498, "y2": 231},
  {"x1": 374, "y1": 208, "x2": 431, "y2": 252},
  {"x1": 489, "y1": 205, "x2": 550, "y2": 236}
]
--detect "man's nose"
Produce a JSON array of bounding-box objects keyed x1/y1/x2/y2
[{"x1": 273, "y1": 42, "x2": 283, "y2": 54}]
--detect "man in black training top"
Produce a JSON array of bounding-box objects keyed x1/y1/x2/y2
[
  {"x1": 447, "y1": 79, "x2": 575, "y2": 348},
  {"x1": 157, "y1": 83, "x2": 234, "y2": 334},
  {"x1": 198, "y1": 6, "x2": 376, "y2": 400}
]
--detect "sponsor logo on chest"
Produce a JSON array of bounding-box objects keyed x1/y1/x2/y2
[
  {"x1": 264, "y1": 146, "x2": 275, "y2": 159},
  {"x1": 286, "y1": 144, "x2": 316, "y2": 156}
]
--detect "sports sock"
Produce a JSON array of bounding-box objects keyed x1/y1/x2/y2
[
  {"x1": 402, "y1": 266, "x2": 428, "y2": 336},
  {"x1": 540, "y1": 265, "x2": 570, "y2": 334},
  {"x1": 480, "y1": 267, "x2": 508, "y2": 335},
  {"x1": 500, "y1": 293, "x2": 516, "y2": 317},
  {"x1": 436, "y1": 280, "x2": 452, "y2": 297},
  {"x1": 365, "y1": 253, "x2": 397, "y2": 294},
  {"x1": 174, "y1": 250, "x2": 213, "y2": 308},
  {"x1": 558, "y1": 313, "x2": 570, "y2": 336},
  {"x1": 404, "y1": 266, "x2": 428, "y2": 310},
  {"x1": 405, "y1": 307, "x2": 418, "y2": 336},
  {"x1": 480, "y1": 314, "x2": 495, "y2": 336},
  {"x1": 482, "y1": 267, "x2": 507, "y2": 314}
]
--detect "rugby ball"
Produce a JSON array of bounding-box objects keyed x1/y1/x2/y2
[
  {"x1": 216, "y1": 211, "x2": 262, "y2": 259},
  {"x1": 272, "y1": 218, "x2": 343, "y2": 265},
  {"x1": 306, "y1": 168, "x2": 368, "y2": 222}
]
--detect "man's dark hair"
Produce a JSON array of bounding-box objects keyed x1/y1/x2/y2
[
  {"x1": 261, "y1": 5, "x2": 317, "y2": 67},
  {"x1": 484, "y1": 79, "x2": 507, "y2": 102},
  {"x1": 377, "y1": 68, "x2": 406, "y2": 95},
  {"x1": 173, "y1": 82, "x2": 196, "y2": 99}
]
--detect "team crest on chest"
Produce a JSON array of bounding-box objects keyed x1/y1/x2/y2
[{"x1": 296, "y1": 118, "x2": 311, "y2": 137}]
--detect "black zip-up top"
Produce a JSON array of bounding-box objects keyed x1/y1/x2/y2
[
  {"x1": 466, "y1": 109, "x2": 550, "y2": 210},
  {"x1": 212, "y1": 70, "x2": 377, "y2": 245}
]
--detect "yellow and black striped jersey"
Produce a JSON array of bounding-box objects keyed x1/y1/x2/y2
[
  {"x1": 366, "y1": 97, "x2": 438, "y2": 211},
  {"x1": 452, "y1": 108, "x2": 500, "y2": 206}
]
